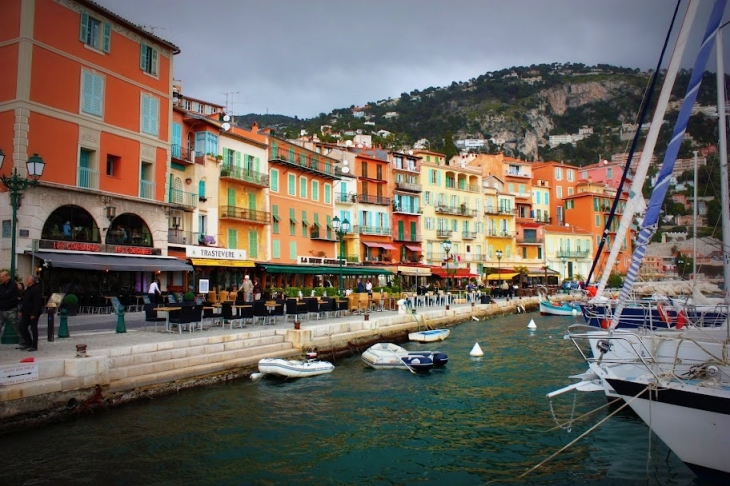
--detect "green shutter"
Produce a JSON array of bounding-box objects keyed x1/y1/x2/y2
[
  {"x1": 289, "y1": 241, "x2": 296, "y2": 260},
  {"x1": 151, "y1": 48, "x2": 158, "y2": 75},
  {"x1": 301, "y1": 210, "x2": 307, "y2": 236},
  {"x1": 271, "y1": 141, "x2": 278, "y2": 159},
  {"x1": 227, "y1": 188, "x2": 236, "y2": 206},
  {"x1": 312, "y1": 181, "x2": 319, "y2": 201},
  {"x1": 272, "y1": 205, "x2": 279, "y2": 234},
  {"x1": 102, "y1": 22, "x2": 111, "y2": 52},
  {"x1": 81, "y1": 71, "x2": 93, "y2": 113},
  {"x1": 410, "y1": 221, "x2": 417, "y2": 240},
  {"x1": 288, "y1": 174, "x2": 296, "y2": 195},
  {"x1": 254, "y1": 157, "x2": 260, "y2": 172},
  {"x1": 248, "y1": 231, "x2": 258, "y2": 258},
  {"x1": 324, "y1": 183, "x2": 331, "y2": 203},
  {"x1": 273, "y1": 240, "x2": 280, "y2": 258},
  {"x1": 80, "y1": 12, "x2": 89, "y2": 42},
  {"x1": 398, "y1": 221, "x2": 404, "y2": 240},
  {"x1": 227, "y1": 229, "x2": 237, "y2": 249},
  {"x1": 248, "y1": 193, "x2": 256, "y2": 210},
  {"x1": 271, "y1": 169, "x2": 278, "y2": 191},
  {"x1": 236, "y1": 151, "x2": 241, "y2": 168},
  {"x1": 140, "y1": 43, "x2": 148, "y2": 70},
  {"x1": 198, "y1": 180, "x2": 206, "y2": 198},
  {"x1": 326, "y1": 215, "x2": 332, "y2": 239},
  {"x1": 300, "y1": 177, "x2": 307, "y2": 198}
]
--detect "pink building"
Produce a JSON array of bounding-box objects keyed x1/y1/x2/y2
[{"x1": 577, "y1": 160, "x2": 630, "y2": 190}]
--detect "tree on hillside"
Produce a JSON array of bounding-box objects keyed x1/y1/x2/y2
[{"x1": 441, "y1": 131, "x2": 459, "y2": 162}]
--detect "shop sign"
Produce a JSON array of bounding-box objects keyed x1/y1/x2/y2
[
  {"x1": 0, "y1": 363, "x2": 39, "y2": 386},
  {"x1": 185, "y1": 246, "x2": 247, "y2": 260},
  {"x1": 297, "y1": 256, "x2": 347, "y2": 266},
  {"x1": 38, "y1": 239, "x2": 161, "y2": 255},
  {"x1": 397, "y1": 265, "x2": 430, "y2": 276}
]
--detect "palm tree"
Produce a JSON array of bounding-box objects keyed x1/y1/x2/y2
[{"x1": 514, "y1": 266, "x2": 529, "y2": 290}]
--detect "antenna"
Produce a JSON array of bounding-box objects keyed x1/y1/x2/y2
[{"x1": 221, "y1": 91, "x2": 240, "y2": 114}]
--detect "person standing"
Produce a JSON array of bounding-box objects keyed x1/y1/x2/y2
[
  {"x1": 0, "y1": 270, "x2": 24, "y2": 348},
  {"x1": 148, "y1": 278, "x2": 161, "y2": 305},
  {"x1": 242, "y1": 275, "x2": 254, "y2": 302},
  {"x1": 253, "y1": 279, "x2": 262, "y2": 301},
  {"x1": 19, "y1": 275, "x2": 42, "y2": 352}
]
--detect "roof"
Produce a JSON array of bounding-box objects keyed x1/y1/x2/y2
[
  {"x1": 543, "y1": 224, "x2": 592, "y2": 235},
  {"x1": 80, "y1": 0, "x2": 181, "y2": 54}
]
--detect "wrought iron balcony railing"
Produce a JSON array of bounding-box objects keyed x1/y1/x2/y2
[
  {"x1": 169, "y1": 188, "x2": 198, "y2": 209},
  {"x1": 358, "y1": 194, "x2": 391, "y2": 205},
  {"x1": 219, "y1": 206, "x2": 271, "y2": 224},
  {"x1": 395, "y1": 181, "x2": 422, "y2": 192},
  {"x1": 220, "y1": 164, "x2": 270, "y2": 187}
]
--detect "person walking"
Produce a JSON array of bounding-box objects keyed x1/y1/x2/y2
[
  {"x1": 0, "y1": 270, "x2": 25, "y2": 349},
  {"x1": 19, "y1": 275, "x2": 43, "y2": 352},
  {"x1": 253, "y1": 279, "x2": 262, "y2": 301},
  {"x1": 242, "y1": 275, "x2": 254, "y2": 302},
  {"x1": 148, "y1": 278, "x2": 161, "y2": 305}
]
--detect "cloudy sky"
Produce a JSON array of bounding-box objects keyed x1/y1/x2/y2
[{"x1": 96, "y1": 0, "x2": 728, "y2": 118}]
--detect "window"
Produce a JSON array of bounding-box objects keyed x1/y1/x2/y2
[
  {"x1": 567, "y1": 169, "x2": 574, "y2": 181},
  {"x1": 1, "y1": 220, "x2": 10, "y2": 238},
  {"x1": 289, "y1": 208, "x2": 297, "y2": 236},
  {"x1": 556, "y1": 186, "x2": 563, "y2": 199},
  {"x1": 607, "y1": 168, "x2": 613, "y2": 179},
  {"x1": 299, "y1": 176, "x2": 307, "y2": 199},
  {"x1": 270, "y1": 169, "x2": 279, "y2": 192},
  {"x1": 566, "y1": 200, "x2": 575, "y2": 209},
  {"x1": 194, "y1": 132, "x2": 218, "y2": 156},
  {"x1": 272, "y1": 205, "x2": 279, "y2": 234},
  {"x1": 198, "y1": 180, "x2": 206, "y2": 199},
  {"x1": 140, "y1": 43, "x2": 158, "y2": 76},
  {"x1": 595, "y1": 215, "x2": 601, "y2": 227},
  {"x1": 288, "y1": 174, "x2": 296, "y2": 196},
  {"x1": 248, "y1": 231, "x2": 258, "y2": 258},
  {"x1": 301, "y1": 210, "x2": 308, "y2": 237},
  {"x1": 81, "y1": 70, "x2": 104, "y2": 117},
  {"x1": 324, "y1": 183, "x2": 331, "y2": 203},
  {"x1": 554, "y1": 167, "x2": 563, "y2": 180},
  {"x1": 227, "y1": 229, "x2": 238, "y2": 249},
  {"x1": 273, "y1": 240, "x2": 280, "y2": 259},
  {"x1": 581, "y1": 170, "x2": 588, "y2": 179},
  {"x1": 78, "y1": 148, "x2": 96, "y2": 189},
  {"x1": 568, "y1": 187, "x2": 574, "y2": 196},
  {"x1": 79, "y1": 12, "x2": 111, "y2": 52},
  {"x1": 289, "y1": 241, "x2": 296, "y2": 260},
  {"x1": 141, "y1": 93, "x2": 159, "y2": 136},
  {"x1": 537, "y1": 247, "x2": 542, "y2": 259},
  {"x1": 312, "y1": 180, "x2": 319, "y2": 201},
  {"x1": 106, "y1": 154, "x2": 118, "y2": 177}
]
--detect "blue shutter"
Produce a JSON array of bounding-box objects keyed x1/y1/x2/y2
[
  {"x1": 151, "y1": 48, "x2": 158, "y2": 75},
  {"x1": 198, "y1": 180, "x2": 206, "y2": 198},
  {"x1": 359, "y1": 211, "x2": 365, "y2": 226},
  {"x1": 91, "y1": 73, "x2": 103, "y2": 116},
  {"x1": 102, "y1": 22, "x2": 111, "y2": 52},
  {"x1": 172, "y1": 123, "x2": 182, "y2": 157},
  {"x1": 383, "y1": 212, "x2": 389, "y2": 229},
  {"x1": 140, "y1": 43, "x2": 148, "y2": 70},
  {"x1": 80, "y1": 12, "x2": 89, "y2": 42},
  {"x1": 141, "y1": 95, "x2": 150, "y2": 134},
  {"x1": 150, "y1": 96, "x2": 159, "y2": 135},
  {"x1": 79, "y1": 149, "x2": 90, "y2": 168},
  {"x1": 81, "y1": 71, "x2": 93, "y2": 113}
]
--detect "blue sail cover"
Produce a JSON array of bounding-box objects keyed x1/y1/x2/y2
[{"x1": 612, "y1": 0, "x2": 727, "y2": 327}]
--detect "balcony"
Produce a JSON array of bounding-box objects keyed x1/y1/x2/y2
[
  {"x1": 461, "y1": 231, "x2": 477, "y2": 240},
  {"x1": 395, "y1": 181, "x2": 422, "y2": 193},
  {"x1": 220, "y1": 164, "x2": 270, "y2": 188},
  {"x1": 436, "y1": 229, "x2": 452, "y2": 238},
  {"x1": 516, "y1": 237, "x2": 544, "y2": 245},
  {"x1": 310, "y1": 228, "x2": 335, "y2": 241},
  {"x1": 219, "y1": 206, "x2": 271, "y2": 224},
  {"x1": 393, "y1": 232, "x2": 422, "y2": 242},
  {"x1": 167, "y1": 228, "x2": 194, "y2": 245},
  {"x1": 171, "y1": 144, "x2": 195, "y2": 164},
  {"x1": 364, "y1": 253, "x2": 392, "y2": 263},
  {"x1": 358, "y1": 194, "x2": 391, "y2": 205},
  {"x1": 169, "y1": 188, "x2": 197, "y2": 210},
  {"x1": 464, "y1": 253, "x2": 485, "y2": 262},
  {"x1": 78, "y1": 166, "x2": 99, "y2": 190},
  {"x1": 535, "y1": 215, "x2": 552, "y2": 224},
  {"x1": 556, "y1": 250, "x2": 592, "y2": 258},
  {"x1": 392, "y1": 202, "x2": 421, "y2": 214},
  {"x1": 139, "y1": 180, "x2": 155, "y2": 200},
  {"x1": 270, "y1": 151, "x2": 335, "y2": 178},
  {"x1": 484, "y1": 206, "x2": 499, "y2": 215},
  {"x1": 506, "y1": 170, "x2": 530, "y2": 178},
  {"x1": 336, "y1": 192, "x2": 358, "y2": 204},
  {"x1": 345, "y1": 254, "x2": 360, "y2": 263},
  {"x1": 353, "y1": 225, "x2": 391, "y2": 236},
  {"x1": 498, "y1": 207, "x2": 515, "y2": 215},
  {"x1": 435, "y1": 205, "x2": 476, "y2": 216},
  {"x1": 487, "y1": 230, "x2": 513, "y2": 238}
]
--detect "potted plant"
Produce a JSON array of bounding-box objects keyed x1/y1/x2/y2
[
  {"x1": 183, "y1": 291, "x2": 196, "y2": 305},
  {"x1": 215, "y1": 154, "x2": 224, "y2": 162},
  {"x1": 63, "y1": 293, "x2": 79, "y2": 316}
]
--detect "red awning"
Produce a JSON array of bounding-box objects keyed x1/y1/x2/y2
[
  {"x1": 430, "y1": 267, "x2": 478, "y2": 278},
  {"x1": 404, "y1": 244, "x2": 422, "y2": 252},
  {"x1": 362, "y1": 241, "x2": 397, "y2": 250}
]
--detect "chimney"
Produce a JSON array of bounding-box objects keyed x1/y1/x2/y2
[{"x1": 251, "y1": 121, "x2": 259, "y2": 132}]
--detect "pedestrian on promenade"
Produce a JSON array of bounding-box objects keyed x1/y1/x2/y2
[
  {"x1": 19, "y1": 275, "x2": 43, "y2": 352},
  {"x1": 0, "y1": 270, "x2": 24, "y2": 348},
  {"x1": 242, "y1": 275, "x2": 254, "y2": 302},
  {"x1": 253, "y1": 279, "x2": 262, "y2": 301},
  {"x1": 148, "y1": 278, "x2": 161, "y2": 304}
]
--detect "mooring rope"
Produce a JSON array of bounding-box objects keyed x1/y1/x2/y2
[{"x1": 543, "y1": 397, "x2": 621, "y2": 433}]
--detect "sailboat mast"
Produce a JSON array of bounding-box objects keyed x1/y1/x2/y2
[
  {"x1": 716, "y1": 29, "x2": 730, "y2": 305},
  {"x1": 693, "y1": 150, "x2": 698, "y2": 290}
]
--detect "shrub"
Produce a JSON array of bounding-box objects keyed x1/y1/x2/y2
[
  {"x1": 63, "y1": 293, "x2": 78, "y2": 305},
  {"x1": 183, "y1": 291, "x2": 196, "y2": 302}
]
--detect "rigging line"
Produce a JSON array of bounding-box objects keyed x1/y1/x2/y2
[
  {"x1": 543, "y1": 397, "x2": 621, "y2": 433},
  {"x1": 515, "y1": 386, "x2": 648, "y2": 481},
  {"x1": 586, "y1": 0, "x2": 683, "y2": 286}
]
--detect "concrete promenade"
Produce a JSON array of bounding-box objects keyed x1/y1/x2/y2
[{"x1": 0, "y1": 294, "x2": 553, "y2": 433}]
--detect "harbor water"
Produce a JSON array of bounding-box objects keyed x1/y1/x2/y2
[{"x1": 0, "y1": 314, "x2": 706, "y2": 485}]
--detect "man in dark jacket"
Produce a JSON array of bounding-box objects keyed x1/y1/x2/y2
[
  {"x1": 0, "y1": 270, "x2": 25, "y2": 348},
  {"x1": 19, "y1": 275, "x2": 43, "y2": 352}
]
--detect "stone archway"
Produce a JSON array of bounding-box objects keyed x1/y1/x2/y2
[
  {"x1": 106, "y1": 213, "x2": 153, "y2": 247},
  {"x1": 41, "y1": 205, "x2": 101, "y2": 242}
]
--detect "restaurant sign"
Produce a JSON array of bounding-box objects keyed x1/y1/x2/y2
[
  {"x1": 38, "y1": 239, "x2": 161, "y2": 255},
  {"x1": 297, "y1": 256, "x2": 347, "y2": 266},
  {"x1": 185, "y1": 246, "x2": 247, "y2": 260},
  {"x1": 397, "y1": 265, "x2": 431, "y2": 276}
]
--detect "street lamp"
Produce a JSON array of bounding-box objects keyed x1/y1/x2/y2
[
  {"x1": 495, "y1": 249, "x2": 503, "y2": 285},
  {"x1": 332, "y1": 215, "x2": 350, "y2": 296},
  {"x1": 0, "y1": 149, "x2": 46, "y2": 344},
  {"x1": 442, "y1": 239, "x2": 452, "y2": 306},
  {"x1": 561, "y1": 256, "x2": 568, "y2": 282}
]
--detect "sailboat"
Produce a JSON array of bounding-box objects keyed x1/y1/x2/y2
[{"x1": 553, "y1": 0, "x2": 730, "y2": 479}]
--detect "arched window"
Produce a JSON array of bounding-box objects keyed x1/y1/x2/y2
[
  {"x1": 106, "y1": 213, "x2": 153, "y2": 247},
  {"x1": 41, "y1": 205, "x2": 101, "y2": 242}
]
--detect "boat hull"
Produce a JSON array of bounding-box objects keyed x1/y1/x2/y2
[
  {"x1": 258, "y1": 358, "x2": 334, "y2": 378},
  {"x1": 539, "y1": 300, "x2": 581, "y2": 316},
  {"x1": 408, "y1": 329, "x2": 451, "y2": 342},
  {"x1": 361, "y1": 343, "x2": 448, "y2": 371}
]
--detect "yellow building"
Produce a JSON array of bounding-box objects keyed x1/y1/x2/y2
[
  {"x1": 544, "y1": 224, "x2": 593, "y2": 282},
  {"x1": 416, "y1": 150, "x2": 482, "y2": 277}
]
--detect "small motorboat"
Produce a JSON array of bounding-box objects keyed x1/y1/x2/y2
[
  {"x1": 258, "y1": 358, "x2": 334, "y2": 378},
  {"x1": 538, "y1": 286, "x2": 583, "y2": 316},
  {"x1": 361, "y1": 343, "x2": 448, "y2": 372},
  {"x1": 409, "y1": 328, "x2": 451, "y2": 343}
]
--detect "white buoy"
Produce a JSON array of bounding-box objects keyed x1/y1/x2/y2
[
  {"x1": 470, "y1": 343, "x2": 484, "y2": 357},
  {"x1": 250, "y1": 372, "x2": 265, "y2": 381},
  {"x1": 572, "y1": 308, "x2": 579, "y2": 317},
  {"x1": 527, "y1": 319, "x2": 537, "y2": 329}
]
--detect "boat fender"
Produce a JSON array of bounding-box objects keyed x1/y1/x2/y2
[
  {"x1": 657, "y1": 302, "x2": 670, "y2": 324},
  {"x1": 675, "y1": 309, "x2": 688, "y2": 329},
  {"x1": 600, "y1": 319, "x2": 610, "y2": 329}
]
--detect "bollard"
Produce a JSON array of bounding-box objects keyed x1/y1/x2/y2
[
  {"x1": 115, "y1": 306, "x2": 126, "y2": 333},
  {"x1": 57, "y1": 308, "x2": 69, "y2": 338},
  {"x1": 47, "y1": 306, "x2": 56, "y2": 342}
]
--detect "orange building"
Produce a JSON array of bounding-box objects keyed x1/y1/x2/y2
[
  {"x1": 390, "y1": 151, "x2": 423, "y2": 263},
  {"x1": 0, "y1": 0, "x2": 190, "y2": 308},
  {"x1": 532, "y1": 161, "x2": 580, "y2": 225},
  {"x1": 352, "y1": 150, "x2": 394, "y2": 264}
]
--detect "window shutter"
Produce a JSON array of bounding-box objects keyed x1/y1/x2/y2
[
  {"x1": 151, "y1": 96, "x2": 159, "y2": 135},
  {"x1": 198, "y1": 180, "x2": 206, "y2": 198},
  {"x1": 102, "y1": 22, "x2": 111, "y2": 52},
  {"x1": 289, "y1": 241, "x2": 296, "y2": 260},
  {"x1": 254, "y1": 157, "x2": 260, "y2": 172},
  {"x1": 273, "y1": 240, "x2": 280, "y2": 259},
  {"x1": 248, "y1": 193, "x2": 256, "y2": 210},
  {"x1": 270, "y1": 170, "x2": 278, "y2": 191},
  {"x1": 81, "y1": 71, "x2": 93, "y2": 113},
  {"x1": 91, "y1": 74, "x2": 103, "y2": 116},
  {"x1": 227, "y1": 229, "x2": 237, "y2": 249},
  {"x1": 195, "y1": 132, "x2": 206, "y2": 156},
  {"x1": 235, "y1": 151, "x2": 241, "y2": 168},
  {"x1": 227, "y1": 188, "x2": 235, "y2": 207},
  {"x1": 140, "y1": 43, "x2": 148, "y2": 71},
  {"x1": 248, "y1": 231, "x2": 258, "y2": 258},
  {"x1": 79, "y1": 12, "x2": 89, "y2": 42}
]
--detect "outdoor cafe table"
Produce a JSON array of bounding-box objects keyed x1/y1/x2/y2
[{"x1": 156, "y1": 306, "x2": 182, "y2": 333}]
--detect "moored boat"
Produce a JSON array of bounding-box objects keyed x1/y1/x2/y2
[
  {"x1": 361, "y1": 343, "x2": 448, "y2": 372},
  {"x1": 258, "y1": 358, "x2": 334, "y2": 378},
  {"x1": 408, "y1": 329, "x2": 451, "y2": 342},
  {"x1": 538, "y1": 287, "x2": 582, "y2": 316}
]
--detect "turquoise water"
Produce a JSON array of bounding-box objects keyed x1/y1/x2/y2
[{"x1": 0, "y1": 314, "x2": 707, "y2": 485}]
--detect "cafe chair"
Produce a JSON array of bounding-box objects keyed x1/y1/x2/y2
[
  {"x1": 285, "y1": 299, "x2": 307, "y2": 322},
  {"x1": 168, "y1": 306, "x2": 193, "y2": 334},
  {"x1": 252, "y1": 301, "x2": 269, "y2": 326},
  {"x1": 189, "y1": 304, "x2": 205, "y2": 332},
  {"x1": 235, "y1": 305, "x2": 253, "y2": 328},
  {"x1": 220, "y1": 302, "x2": 241, "y2": 329}
]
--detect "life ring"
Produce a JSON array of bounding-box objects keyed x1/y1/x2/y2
[
  {"x1": 657, "y1": 302, "x2": 670, "y2": 323},
  {"x1": 600, "y1": 319, "x2": 610, "y2": 329},
  {"x1": 675, "y1": 309, "x2": 688, "y2": 329}
]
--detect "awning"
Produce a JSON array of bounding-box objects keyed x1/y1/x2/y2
[
  {"x1": 258, "y1": 264, "x2": 393, "y2": 276},
  {"x1": 431, "y1": 267, "x2": 478, "y2": 278},
  {"x1": 362, "y1": 241, "x2": 397, "y2": 250},
  {"x1": 524, "y1": 267, "x2": 560, "y2": 276},
  {"x1": 272, "y1": 214, "x2": 281, "y2": 222},
  {"x1": 301, "y1": 218, "x2": 310, "y2": 226},
  {"x1": 397, "y1": 265, "x2": 431, "y2": 276},
  {"x1": 289, "y1": 216, "x2": 298, "y2": 224},
  {"x1": 312, "y1": 221, "x2": 321, "y2": 228},
  {"x1": 404, "y1": 244, "x2": 422, "y2": 252},
  {"x1": 33, "y1": 251, "x2": 193, "y2": 272},
  {"x1": 190, "y1": 258, "x2": 255, "y2": 268},
  {"x1": 486, "y1": 272, "x2": 518, "y2": 280}
]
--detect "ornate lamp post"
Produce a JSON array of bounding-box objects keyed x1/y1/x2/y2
[
  {"x1": 442, "y1": 239, "x2": 452, "y2": 307},
  {"x1": 561, "y1": 256, "x2": 568, "y2": 285},
  {"x1": 495, "y1": 249, "x2": 503, "y2": 285},
  {"x1": 332, "y1": 215, "x2": 350, "y2": 296},
  {"x1": 0, "y1": 149, "x2": 46, "y2": 344}
]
